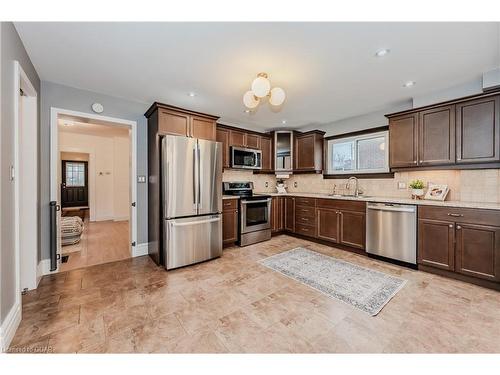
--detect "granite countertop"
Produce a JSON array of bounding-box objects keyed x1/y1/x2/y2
[
  {"x1": 253, "y1": 192, "x2": 500, "y2": 211},
  {"x1": 223, "y1": 195, "x2": 240, "y2": 200}
]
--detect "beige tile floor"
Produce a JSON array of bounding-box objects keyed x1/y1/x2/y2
[
  {"x1": 9, "y1": 235, "x2": 500, "y2": 353},
  {"x1": 60, "y1": 217, "x2": 131, "y2": 272}
]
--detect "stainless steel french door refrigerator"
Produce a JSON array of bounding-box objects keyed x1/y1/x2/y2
[{"x1": 161, "y1": 135, "x2": 223, "y2": 270}]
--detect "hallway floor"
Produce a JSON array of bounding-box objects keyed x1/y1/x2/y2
[
  {"x1": 60, "y1": 216, "x2": 130, "y2": 272},
  {"x1": 9, "y1": 235, "x2": 500, "y2": 353}
]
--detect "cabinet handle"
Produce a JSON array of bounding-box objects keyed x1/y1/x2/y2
[
  {"x1": 456, "y1": 225, "x2": 462, "y2": 230},
  {"x1": 447, "y1": 213, "x2": 464, "y2": 217},
  {"x1": 449, "y1": 224, "x2": 454, "y2": 228},
  {"x1": 413, "y1": 161, "x2": 417, "y2": 164}
]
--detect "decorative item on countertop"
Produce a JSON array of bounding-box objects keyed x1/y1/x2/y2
[
  {"x1": 424, "y1": 184, "x2": 449, "y2": 201},
  {"x1": 276, "y1": 179, "x2": 287, "y2": 194},
  {"x1": 409, "y1": 180, "x2": 425, "y2": 200}
]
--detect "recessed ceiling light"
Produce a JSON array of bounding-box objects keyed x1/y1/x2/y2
[
  {"x1": 244, "y1": 109, "x2": 251, "y2": 113},
  {"x1": 403, "y1": 81, "x2": 416, "y2": 88},
  {"x1": 281, "y1": 120, "x2": 287, "y2": 125},
  {"x1": 188, "y1": 92, "x2": 196, "y2": 97},
  {"x1": 63, "y1": 121, "x2": 74, "y2": 127},
  {"x1": 375, "y1": 48, "x2": 390, "y2": 57}
]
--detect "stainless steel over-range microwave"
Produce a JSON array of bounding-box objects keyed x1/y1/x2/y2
[{"x1": 231, "y1": 146, "x2": 262, "y2": 169}]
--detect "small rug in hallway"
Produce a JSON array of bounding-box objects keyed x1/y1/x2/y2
[{"x1": 259, "y1": 247, "x2": 406, "y2": 316}]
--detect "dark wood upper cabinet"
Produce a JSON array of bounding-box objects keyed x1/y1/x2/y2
[
  {"x1": 284, "y1": 197, "x2": 295, "y2": 232},
  {"x1": 245, "y1": 134, "x2": 260, "y2": 149},
  {"x1": 191, "y1": 116, "x2": 216, "y2": 141},
  {"x1": 389, "y1": 113, "x2": 418, "y2": 168},
  {"x1": 229, "y1": 129, "x2": 246, "y2": 147},
  {"x1": 456, "y1": 95, "x2": 500, "y2": 164},
  {"x1": 418, "y1": 218, "x2": 456, "y2": 271},
  {"x1": 455, "y1": 223, "x2": 500, "y2": 282},
  {"x1": 216, "y1": 127, "x2": 230, "y2": 169},
  {"x1": 158, "y1": 109, "x2": 191, "y2": 136},
  {"x1": 339, "y1": 210, "x2": 365, "y2": 249},
  {"x1": 260, "y1": 136, "x2": 273, "y2": 172},
  {"x1": 418, "y1": 105, "x2": 455, "y2": 166},
  {"x1": 294, "y1": 131, "x2": 325, "y2": 172}
]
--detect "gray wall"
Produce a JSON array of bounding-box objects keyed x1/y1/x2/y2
[
  {"x1": 1, "y1": 22, "x2": 41, "y2": 323},
  {"x1": 40, "y1": 81, "x2": 149, "y2": 260}
]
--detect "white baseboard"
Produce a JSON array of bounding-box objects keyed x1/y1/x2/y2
[
  {"x1": 113, "y1": 216, "x2": 130, "y2": 222},
  {"x1": 38, "y1": 259, "x2": 59, "y2": 277},
  {"x1": 132, "y1": 242, "x2": 148, "y2": 257},
  {"x1": 0, "y1": 300, "x2": 21, "y2": 352}
]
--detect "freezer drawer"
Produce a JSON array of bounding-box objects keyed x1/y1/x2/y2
[
  {"x1": 163, "y1": 214, "x2": 222, "y2": 270},
  {"x1": 366, "y1": 203, "x2": 417, "y2": 264}
]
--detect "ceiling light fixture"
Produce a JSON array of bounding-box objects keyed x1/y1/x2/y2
[
  {"x1": 243, "y1": 72, "x2": 286, "y2": 109},
  {"x1": 403, "y1": 80, "x2": 416, "y2": 88},
  {"x1": 375, "y1": 48, "x2": 390, "y2": 57},
  {"x1": 281, "y1": 120, "x2": 287, "y2": 125},
  {"x1": 188, "y1": 92, "x2": 196, "y2": 97}
]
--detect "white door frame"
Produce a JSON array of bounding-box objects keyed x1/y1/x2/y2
[
  {"x1": 14, "y1": 61, "x2": 38, "y2": 296},
  {"x1": 50, "y1": 107, "x2": 138, "y2": 273}
]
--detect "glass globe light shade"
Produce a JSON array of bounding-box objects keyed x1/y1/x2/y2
[
  {"x1": 269, "y1": 87, "x2": 286, "y2": 106},
  {"x1": 251, "y1": 76, "x2": 271, "y2": 98},
  {"x1": 243, "y1": 91, "x2": 259, "y2": 109}
]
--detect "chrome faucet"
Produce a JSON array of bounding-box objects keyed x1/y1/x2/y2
[{"x1": 347, "y1": 176, "x2": 359, "y2": 197}]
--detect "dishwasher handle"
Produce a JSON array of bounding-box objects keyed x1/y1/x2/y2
[{"x1": 367, "y1": 204, "x2": 416, "y2": 213}]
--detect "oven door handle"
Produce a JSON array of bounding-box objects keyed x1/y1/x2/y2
[{"x1": 241, "y1": 199, "x2": 270, "y2": 204}]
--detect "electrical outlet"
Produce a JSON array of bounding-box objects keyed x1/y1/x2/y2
[
  {"x1": 294, "y1": 182, "x2": 298, "y2": 188},
  {"x1": 398, "y1": 182, "x2": 407, "y2": 189},
  {"x1": 137, "y1": 175, "x2": 146, "y2": 183},
  {"x1": 265, "y1": 181, "x2": 269, "y2": 188}
]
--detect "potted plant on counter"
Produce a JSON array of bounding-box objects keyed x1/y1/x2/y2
[{"x1": 409, "y1": 180, "x2": 425, "y2": 200}]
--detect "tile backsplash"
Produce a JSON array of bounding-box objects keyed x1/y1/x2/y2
[{"x1": 223, "y1": 169, "x2": 500, "y2": 203}]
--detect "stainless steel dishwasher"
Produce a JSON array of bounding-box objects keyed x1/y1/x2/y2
[{"x1": 366, "y1": 202, "x2": 417, "y2": 264}]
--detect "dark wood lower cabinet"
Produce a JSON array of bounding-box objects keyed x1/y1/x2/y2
[
  {"x1": 418, "y1": 218, "x2": 455, "y2": 271},
  {"x1": 455, "y1": 223, "x2": 500, "y2": 282},
  {"x1": 222, "y1": 199, "x2": 238, "y2": 246},
  {"x1": 271, "y1": 197, "x2": 284, "y2": 233},
  {"x1": 418, "y1": 206, "x2": 500, "y2": 288},
  {"x1": 284, "y1": 197, "x2": 295, "y2": 232},
  {"x1": 339, "y1": 210, "x2": 365, "y2": 249},
  {"x1": 316, "y1": 208, "x2": 339, "y2": 242}
]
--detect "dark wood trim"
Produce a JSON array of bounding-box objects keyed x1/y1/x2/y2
[
  {"x1": 216, "y1": 123, "x2": 271, "y2": 137},
  {"x1": 390, "y1": 162, "x2": 500, "y2": 173},
  {"x1": 323, "y1": 172, "x2": 394, "y2": 179},
  {"x1": 385, "y1": 89, "x2": 500, "y2": 118},
  {"x1": 324, "y1": 125, "x2": 389, "y2": 141},
  {"x1": 419, "y1": 264, "x2": 500, "y2": 291},
  {"x1": 144, "y1": 101, "x2": 219, "y2": 120},
  {"x1": 284, "y1": 232, "x2": 367, "y2": 256}
]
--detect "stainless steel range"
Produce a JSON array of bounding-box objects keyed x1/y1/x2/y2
[{"x1": 223, "y1": 182, "x2": 271, "y2": 246}]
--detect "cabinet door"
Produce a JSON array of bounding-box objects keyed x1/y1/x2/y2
[
  {"x1": 389, "y1": 113, "x2": 418, "y2": 167},
  {"x1": 295, "y1": 134, "x2": 315, "y2": 170},
  {"x1": 456, "y1": 95, "x2": 500, "y2": 164},
  {"x1": 418, "y1": 219, "x2": 455, "y2": 271},
  {"x1": 316, "y1": 208, "x2": 339, "y2": 243},
  {"x1": 419, "y1": 105, "x2": 455, "y2": 165},
  {"x1": 455, "y1": 223, "x2": 500, "y2": 281},
  {"x1": 229, "y1": 130, "x2": 246, "y2": 147},
  {"x1": 271, "y1": 197, "x2": 284, "y2": 233},
  {"x1": 222, "y1": 209, "x2": 238, "y2": 245},
  {"x1": 260, "y1": 136, "x2": 273, "y2": 171},
  {"x1": 245, "y1": 134, "x2": 260, "y2": 149},
  {"x1": 284, "y1": 197, "x2": 295, "y2": 232},
  {"x1": 216, "y1": 128, "x2": 230, "y2": 168},
  {"x1": 158, "y1": 109, "x2": 190, "y2": 136},
  {"x1": 191, "y1": 116, "x2": 216, "y2": 141},
  {"x1": 339, "y1": 210, "x2": 365, "y2": 249}
]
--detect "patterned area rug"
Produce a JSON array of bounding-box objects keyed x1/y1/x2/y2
[{"x1": 260, "y1": 247, "x2": 406, "y2": 316}]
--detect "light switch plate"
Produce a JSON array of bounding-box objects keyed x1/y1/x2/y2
[
  {"x1": 137, "y1": 175, "x2": 146, "y2": 183},
  {"x1": 398, "y1": 182, "x2": 407, "y2": 189}
]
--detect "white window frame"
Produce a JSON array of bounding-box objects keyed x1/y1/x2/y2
[{"x1": 327, "y1": 130, "x2": 389, "y2": 175}]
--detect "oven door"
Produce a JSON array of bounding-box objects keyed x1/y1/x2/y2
[
  {"x1": 231, "y1": 147, "x2": 262, "y2": 169},
  {"x1": 240, "y1": 198, "x2": 271, "y2": 234}
]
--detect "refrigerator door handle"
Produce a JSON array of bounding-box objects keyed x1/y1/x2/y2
[
  {"x1": 170, "y1": 217, "x2": 221, "y2": 227},
  {"x1": 197, "y1": 143, "x2": 201, "y2": 210},
  {"x1": 192, "y1": 146, "x2": 197, "y2": 210}
]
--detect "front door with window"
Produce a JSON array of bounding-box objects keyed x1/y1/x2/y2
[{"x1": 61, "y1": 160, "x2": 88, "y2": 208}]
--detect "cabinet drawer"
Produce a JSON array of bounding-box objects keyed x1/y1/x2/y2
[
  {"x1": 295, "y1": 205, "x2": 315, "y2": 218},
  {"x1": 316, "y1": 199, "x2": 366, "y2": 213},
  {"x1": 418, "y1": 206, "x2": 500, "y2": 227},
  {"x1": 295, "y1": 223, "x2": 316, "y2": 237},
  {"x1": 223, "y1": 199, "x2": 238, "y2": 211},
  {"x1": 295, "y1": 197, "x2": 316, "y2": 207},
  {"x1": 296, "y1": 215, "x2": 316, "y2": 225}
]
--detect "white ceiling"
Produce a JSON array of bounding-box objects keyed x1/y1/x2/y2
[{"x1": 16, "y1": 22, "x2": 500, "y2": 130}]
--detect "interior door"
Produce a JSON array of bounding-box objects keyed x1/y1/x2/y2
[
  {"x1": 162, "y1": 135, "x2": 198, "y2": 218},
  {"x1": 198, "y1": 139, "x2": 222, "y2": 215},
  {"x1": 61, "y1": 160, "x2": 88, "y2": 208}
]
